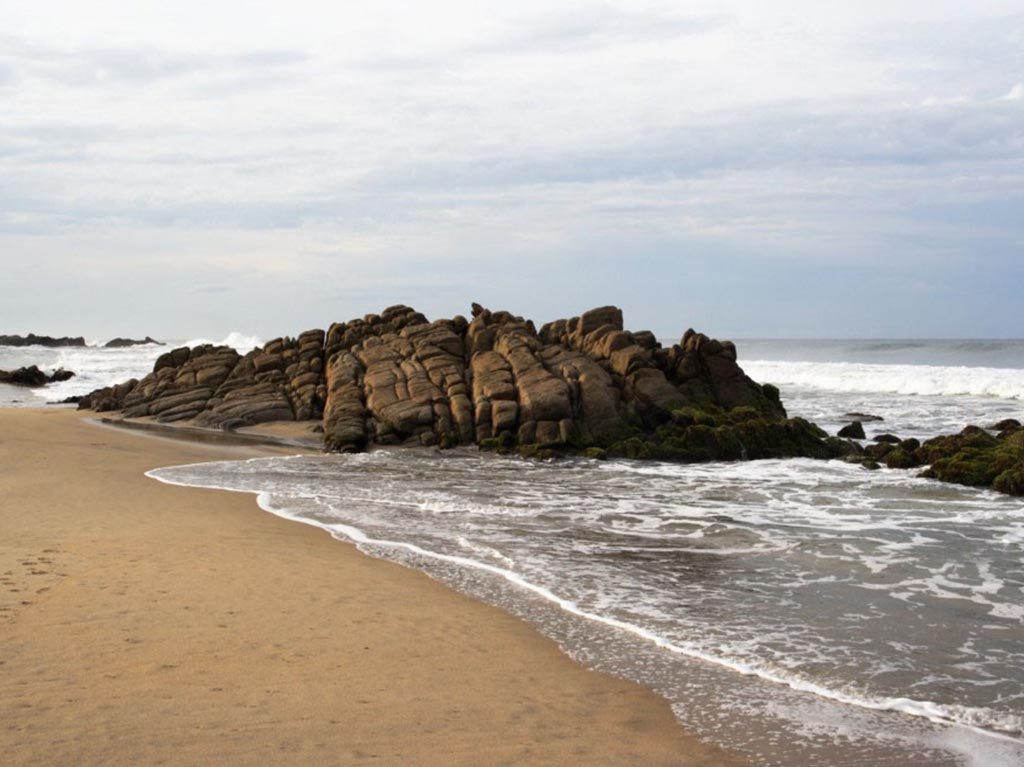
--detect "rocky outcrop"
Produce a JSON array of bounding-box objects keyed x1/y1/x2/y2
[
  {"x1": 0, "y1": 334, "x2": 85, "y2": 348},
  {"x1": 104, "y1": 336, "x2": 163, "y2": 348},
  {"x1": 836, "y1": 423, "x2": 1024, "y2": 496},
  {"x1": 78, "y1": 304, "x2": 836, "y2": 464},
  {"x1": 0, "y1": 366, "x2": 75, "y2": 387},
  {"x1": 838, "y1": 421, "x2": 866, "y2": 439},
  {"x1": 80, "y1": 345, "x2": 235, "y2": 419}
]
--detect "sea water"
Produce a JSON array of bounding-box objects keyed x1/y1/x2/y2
[
  {"x1": 0, "y1": 333, "x2": 262, "y2": 407},
  {"x1": 8, "y1": 336, "x2": 1024, "y2": 764}
]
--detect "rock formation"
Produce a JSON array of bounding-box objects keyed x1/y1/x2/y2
[
  {"x1": 0, "y1": 334, "x2": 86, "y2": 348},
  {"x1": 77, "y1": 303, "x2": 1024, "y2": 495},
  {"x1": 838, "y1": 421, "x2": 866, "y2": 439},
  {"x1": 80, "y1": 304, "x2": 828, "y2": 460},
  {"x1": 839, "y1": 423, "x2": 1024, "y2": 496},
  {"x1": 104, "y1": 336, "x2": 164, "y2": 348},
  {"x1": 0, "y1": 366, "x2": 75, "y2": 387}
]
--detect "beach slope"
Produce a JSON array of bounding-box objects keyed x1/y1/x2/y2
[{"x1": 0, "y1": 408, "x2": 737, "y2": 766}]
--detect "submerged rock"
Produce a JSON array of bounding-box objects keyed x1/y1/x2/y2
[
  {"x1": 104, "y1": 336, "x2": 164, "y2": 348},
  {"x1": 0, "y1": 333, "x2": 85, "y2": 348},
  {"x1": 843, "y1": 412, "x2": 884, "y2": 422},
  {"x1": 838, "y1": 421, "x2": 866, "y2": 439},
  {"x1": 0, "y1": 366, "x2": 76, "y2": 387}
]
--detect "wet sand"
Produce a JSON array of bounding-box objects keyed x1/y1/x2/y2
[{"x1": 0, "y1": 408, "x2": 740, "y2": 766}]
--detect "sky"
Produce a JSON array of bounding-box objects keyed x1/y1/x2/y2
[{"x1": 1, "y1": 0, "x2": 1022, "y2": 340}]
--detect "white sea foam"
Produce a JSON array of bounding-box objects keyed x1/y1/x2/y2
[
  {"x1": 745, "y1": 360, "x2": 1024, "y2": 400},
  {"x1": 0, "y1": 331, "x2": 265, "y2": 407},
  {"x1": 181, "y1": 332, "x2": 263, "y2": 352}
]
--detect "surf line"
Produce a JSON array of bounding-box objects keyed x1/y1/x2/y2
[{"x1": 146, "y1": 462, "x2": 1024, "y2": 745}]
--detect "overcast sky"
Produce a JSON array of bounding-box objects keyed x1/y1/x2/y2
[{"x1": 1, "y1": 1, "x2": 1022, "y2": 340}]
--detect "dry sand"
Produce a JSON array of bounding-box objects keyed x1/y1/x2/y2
[{"x1": 0, "y1": 407, "x2": 740, "y2": 766}]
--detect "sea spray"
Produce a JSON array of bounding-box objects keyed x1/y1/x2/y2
[{"x1": 0, "y1": 332, "x2": 262, "y2": 406}]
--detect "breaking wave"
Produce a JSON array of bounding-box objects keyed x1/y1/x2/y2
[{"x1": 745, "y1": 360, "x2": 1024, "y2": 401}]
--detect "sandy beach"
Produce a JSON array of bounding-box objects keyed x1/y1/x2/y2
[{"x1": 0, "y1": 408, "x2": 738, "y2": 766}]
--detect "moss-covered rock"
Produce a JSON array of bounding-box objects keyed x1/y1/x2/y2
[
  {"x1": 608, "y1": 436, "x2": 654, "y2": 460},
  {"x1": 864, "y1": 442, "x2": 894, "y2": 461},
  {"x1": 915, "y1": 425, "x2": 1024, "y2": 495},
  {"x1": 884, "y1": 448, "x2": 918, "y2": 470},
  {"x1": 670, "y1": 406, "x2": 720, "y2": 428},
  {"x1": 838, "y1": 421, "x2": 866, "y2": 439},
  {"x1": 726, "y1": 406, "x2": 763, "y2": 425},
  {"x1": 994, "y1": 466, "x2": 1024, "y2": 495},
  {"x1": 479, "y1": 432, "x2": 515, "y2": 450},
  {"x1": 824, "y1": 437, "x2": 862, "y2": 458},
  {"x1": 762, "y1": 383, "x2": 781, "y2": 407},
  {"x1": 602, "y1": 413, "x2": 837, "y2": 464},
  {"x1": 518, "y1": 444, "x2": 557, "y2": 460}
]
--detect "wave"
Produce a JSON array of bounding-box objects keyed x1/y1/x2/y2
[
  {"x1": 744, "y1": 360, "x2": 1024, "y2": 400},
  {"x1": 181, "y1": 332, "x2": 263, "y2": 352}
]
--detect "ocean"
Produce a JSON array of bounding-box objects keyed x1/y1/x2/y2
[
  {"x1": 0, "y1": 333, "x2": 263, "y2": 408},
  {"x1": 5, "y1": 337, "x2": 1023, "y2": 765}
]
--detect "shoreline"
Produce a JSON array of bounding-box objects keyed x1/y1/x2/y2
[
  {"x1": 0, "y1": 407, "x2": 740, "y2": 766},
  {"x1": 95, "y1": 413, "x2": 323, "y2": 450}
]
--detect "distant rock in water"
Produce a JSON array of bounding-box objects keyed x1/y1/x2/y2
[
  {"x1": 104, "y1": 336, "x2": 164, "y2": 348},
  {"x1": 0, "y1": 333, "x2": 86, "y2": 348},
  {"x1": 0, "y1": 366, "x2": 76, "y2": 387},
  {"x1": 838, "y1": 421, "x2": 866, "y2": 439},
  {"x1": 843, "y1": 412, "x2": 884, "y2": 423}
]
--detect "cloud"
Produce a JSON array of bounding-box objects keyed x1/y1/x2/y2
[
  {"x1": 0, "y1": 33, "x2": 307, "y2": 88},
  {"x1": 1, "y1": 2, "x2": 1023, "y2": 337},
  {"x1": 472, "y1": 7, "x2": 727, "y2": 54},
  {"x1": 4, "y1": 87, "x2": 1019, "y2": 254},
  {"x1": 1003, "y1": 82, "x2": 1024, "y2": 101}
]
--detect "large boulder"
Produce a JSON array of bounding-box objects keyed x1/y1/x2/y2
[
  {"x1": 76, "y1": 302, "x2": 835, "y2": 465},
  {"x1": 838, "y1": 422, "x2": 866, "y2": 439},
  {"x1": 917, "y1": 425, "x2": 1024, "y2": 496},
  {"x1": 0, "y1": 366, "x2": 75, "y2": 387},
  {"x1": 104, "y1": 336, "x2": 163, "y2": 348}
]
